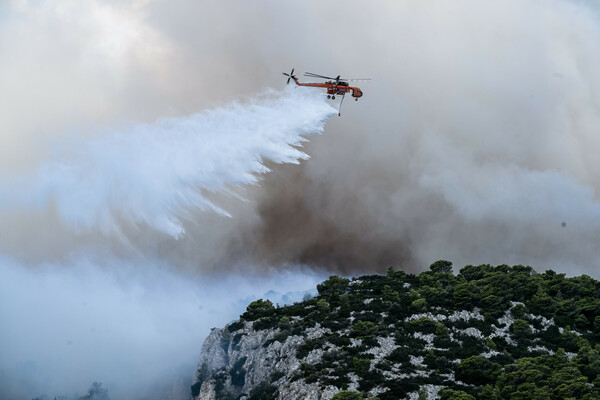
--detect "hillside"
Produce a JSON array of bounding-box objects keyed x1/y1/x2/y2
[{"x1": 191, "y1": 261, "x2": 600, "y2": 400}]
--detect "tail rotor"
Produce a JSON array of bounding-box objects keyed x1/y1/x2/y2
[{"x1": 282, "y1": 68, "x2": 296, "y2": 84}]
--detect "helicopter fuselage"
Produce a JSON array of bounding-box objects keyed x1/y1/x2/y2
[{"x1": 290, "y1": 77, "x2": 363, "y2": 98}]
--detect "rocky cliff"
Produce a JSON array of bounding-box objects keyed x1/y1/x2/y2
[{"x1": 191, "y1": 262, "x2": 600, "y2": 400}]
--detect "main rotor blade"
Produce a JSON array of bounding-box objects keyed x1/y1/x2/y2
[
  {"x1": 304, "y1": 72, "x2": 333, "y2": 79},
  {"x1": 304, "y1": 72, "x2": 336, "y2": 80},
  {"x1": 346, "y1": 79, "x2": 371, "y2": 82}
]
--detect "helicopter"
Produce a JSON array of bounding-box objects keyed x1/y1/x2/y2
[{"x1": 282, "y1": 68, "x2": 370, "y2": 115}]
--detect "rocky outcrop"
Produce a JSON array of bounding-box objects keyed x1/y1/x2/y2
[{"x1": 192, "y1": 321, "x2": 338, "y2": 400}]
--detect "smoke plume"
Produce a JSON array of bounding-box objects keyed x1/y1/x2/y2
[{"x1": 237, "y1": 0, "x2": 600, "y2": 275}]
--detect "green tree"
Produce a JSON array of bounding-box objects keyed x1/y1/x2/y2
[
  {"x1": 278, "y1": 315, "x2": 291, "y2": 330},
  {"x1": 411, "y1": 298, "x2": 427, "y2": 311},
  {"x1": 439, "y1": 388, "x2": 475, "y2": 400},
  {"x1": 351, "y1": 320, "x2": 379, "y2": 338},
  {"x1": 574, "y1": 342, "x2": 600, "y2": 381},
  {"x1": 317, "y1": 298, "x2": 331, "y2": 313},
  {"x1": 510, "y1": 303, "x2": 528, "y2": 319},
  {"x1": 459, "y1": 264, "x2": 492, "y2": 281},
  {"x1": 242, "y1": 299, "x2": 275, "y2": 321},
  {"x1": 352, "y1": 357, "x2": 371, "y2": 377},
  {"x1": 382, "y1": 285, "x2": 400, "y2": 303},
  {"x1": 317, "y1": 276, "x2": 350, "y2": 296},
  {"x1": 528, "y1": 287, "x2": 556, "y2": 316},
  {"x1": 436, "y1": 322, "x2": 450, "y2": 338},
  {"x1": 409, "y1": 317, "x2": 437, "y2": 334},
  {"x1": 510, "y1": 319, "x2": 533, "y2": 338},
  {"x1": 339, "y1": 293, "x2": 351, "y2": 318},
  {"x1": 456, "y1": 355, "x2": 500, "y2": 385},
  {"x1": 491, "y1": 351, "x2": 600, "y2": 400},
  {"x1": 481, "y1": 294, "x2": 504, "y2": 310},
  {"x1": 430, "y1": 260, "x2": 453, "y2": 273},
  {"x1": 453, "y1": 282, "x2": 479, "y2": 310},
  {"x1": 331, "y1": 391, "x2": 364, "y2": 400}
]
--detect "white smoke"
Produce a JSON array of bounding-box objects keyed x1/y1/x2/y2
[
  {"x1": 3, "y1": 87, "x2": 334, "y2": 238},
  {"x1": 0, "y1": 88, "x2": 335, "y2": 399},
  {"x1": 0, "y1": 255, "x2": 324, "y2": 400}
]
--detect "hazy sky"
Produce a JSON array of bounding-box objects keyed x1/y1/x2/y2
[{"x1": 2, "y1": 0, "x2": 600, "y2": 398}]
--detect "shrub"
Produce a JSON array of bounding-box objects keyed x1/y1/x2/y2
[
  {"x1": 510, "y1": 319, "x2": 533, "y2": 338},
  {"x1": 379, "y1": 380, "x2": 419, "y2": 400},
  {"x1": 230, "y1": 356, "x2": 247, "y2": 387},
  {"x1": 226, "y1": 320, "x2": 245, "y2": 332},
  {"x1": 411, "y1": 298, "x2": 427, "y2": 311},
  {"x1": 317, "y1": 276, "x2": 350, "y2": 296},
  {"x1": 327, "y1": 333, "x2": 352, "y2": 347},
  {"x1": 273, "y1": 329, "x2": 290, "y2": 343},
  {"x1": 270, "y1": 370, "x2": 285, "y2": 382},
  {"x1": 436, "y1": 322, "x2": 450, "y2": 338},
  {"x1": 231, "y1": 333, "x2": 243, "y2": 350},
  {"x1": 253, "y1": 314, "x2": 279, "y2": 330},
  {"x1": 408, "y1": 317, "x2": 438, "y2": 334},
  {"x1": 430, "y1": 260, "x2": 453, "y2": 273},
  {"x1": 296, "y1": 337, "x2": 326, "y2": 359},
  {"x1": 510, "y1": 303, "x2": 528, "y2": 319},
  {"x1": 424, "y1": 350, "x2": 452, "y2": 373},
  {"x1": 278, "y1": 316, "x2": 291, "y2": 330},
  {"x1": 331, "y1": 391, "x2": 364, "y2": 400},
  {"x1": 352, "y1": 357, "x2": 371, "y2": 377},
  {"x1": 439, "y1": 388, "x2": 475, "y2": 400},
  {"x1": 387, "y1": 347, "x2": 411, "y2": 364},
  {"x1": 455, "y1": 355, "x2": 500, "y2": 386},
  {"x1": 317, "y1": 298, "x2": 331, "y2": 312},
  {"x1": 351, "y1": 320, "x2": 379, "y2": 338},
  {"x1": 248, "y1": 381, "x2": 278, "y2": 400},
  {"x1": 242, "y1": 299, "x2": 275, "y2": 321},
  {"x1": 322, "y1": 316, "x2": 350, "y2": 331}
]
